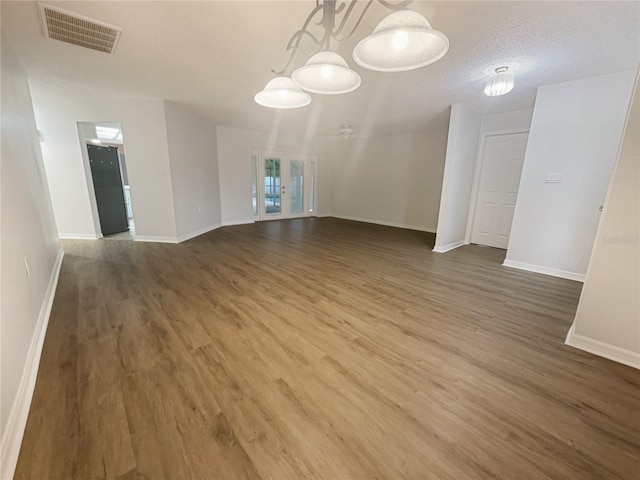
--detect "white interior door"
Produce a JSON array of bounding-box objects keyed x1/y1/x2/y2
[
  {"x1": 258, "y1": 151, "x2": 316, "y2": 221},
  {"x1": 471, "y1": 132, "x2": 529, "y2": 249}
]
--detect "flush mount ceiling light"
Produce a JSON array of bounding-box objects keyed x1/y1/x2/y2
[
  {"x1": 255, "y1": 0, "x2": 449, "y2": 108},
  {"x1": 254, "y1": 76, "x2": 312, "y2": 109},
  {"x1": 484, "y1": 66, "x2": 515, "y2": 96},
  {"x1": 353, "y1": 10, "x2": 449, "y2": 72},
  {"x1": 95, "y1": 125, "x2": 122, "y2": 142}
]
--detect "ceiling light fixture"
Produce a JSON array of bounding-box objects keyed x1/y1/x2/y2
[
  {"x1": 292, "y1": 51, "x2": 361, "y2": 94},
  {"x1": 255, "y1": 0, "x2": 449, "y2": 109},
  {"x1": 95, "y1": 125, "x2": 122, "y2": 142},
  {"x1": 353, "y1": 10, "x2": 449, "y2": 72},
  {"x1": 254, "y1": 76, "x2": 312, "y2": 109},
  {"x1": 484, "y1": 66, "x2": 515, "y2": 97}
]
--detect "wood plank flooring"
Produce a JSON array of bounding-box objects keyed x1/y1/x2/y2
[{"x1": 15, "y1": 218, "x2": 640, "y2": 479}]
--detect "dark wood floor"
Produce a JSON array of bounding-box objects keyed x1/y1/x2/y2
[{"x1": 16, "y1": 218, "x2": 640, "y2": 479}]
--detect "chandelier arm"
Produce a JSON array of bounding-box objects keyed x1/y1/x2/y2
[
  {"x1": 287, "y1": 3, "x2": 325, "y2": 49},
  {"x1": 286, "y1": 29, "x2": 324, "y2": 51},
  {"x1": 271, "y1": 31, "x2": 322, "y2": 75},
  {"x1": 271, "y1": 3, "x2": 325, "y2": 75},
  {"x1": 334, "y1": 2, "x2": 346, "y2": 15},
  {"x1": 334, "y1": 0, "x2": 373, "y2": 42},
  {"x1": 377, "y1": 0, "x2": 413, "y2": 10},
  {"x1": 271, "y1": 0, "x2": 415, "y2": 76},
  {"x1": 332, "y1": 0, "x2": 360, "y2": 38}
]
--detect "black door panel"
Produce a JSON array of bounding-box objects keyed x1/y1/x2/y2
[{"x1": 88, "y1": 144, "x2": 129, "y2": 236}]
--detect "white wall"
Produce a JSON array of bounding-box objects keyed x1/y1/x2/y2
[
  {"x1": 30, "y1": 81, "x2": 177, "y2": 240},
  {"x1": 480, "y1": 108, "x2": 533, "y2": 134},
  {"x1": 567, "y1": 72, "x2": 639, "y2": 367},
  {"x1": 216, "y1": 125, "x2": 330, "y2": 225},
  {"x1": 505, "y1": 70, "x2": 636, "y2": 280},
  {"x1": 164, "y1": 101, "x2": 222, "y2": 240},
  {"x1": 314, "y1": 145, "x2": 334, "y2": 217},
  {"x1": 433, "y1": 104, "x2": 481, "y2": 251},
  {"x1": 1, "y1": 37, "x2": 62, "y2": 480},
  {"x1": 331, "y1": 127, "x2": 448, "y2": 232}
]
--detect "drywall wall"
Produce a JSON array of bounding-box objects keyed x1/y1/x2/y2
[
  {"x1": 164, "y1": 101, "x2": 222, "y2": 240},
  {"x1": 505, "y1": 70, "x2": 636, "y2": 280},
  {"x1": 331, "y1": 127, "x2": 448, "y2": 232},
  {"x1": 568, "y1": 72, "x2": 639, "y2": 367},
  {"x1": 480, "y1": 108, "x2": 534, "y2": 134},
  {"x1": 1, "y1": 37, "x2": 62, "y2": 480},
  {"x1": 216, "y1": 125, "x2": 330, "y2": 225},
  {"x1": 314, "y1": 144, "x2": 334, "y2": 217},
  {"x1": 29, "y1": 80, "x2": 177, "y2": 240},
  {"x1": 433, "y1": 104, "x2": 481, "y2": 251}
]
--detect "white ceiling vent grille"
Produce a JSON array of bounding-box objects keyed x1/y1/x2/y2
[{"x1": 38, "y1": 3, "x2": 122, "y2": 54}]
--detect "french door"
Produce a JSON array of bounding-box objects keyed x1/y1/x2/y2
[{"x1": 257, "y1": 151, "x2": 317, "y2": 221}]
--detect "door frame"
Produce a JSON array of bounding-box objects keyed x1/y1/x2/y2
[
  {"x1": 256, "y1": 149, "x2": 318, "y2": 221},
  {"x1": 77, "y1": 121, "x2": 133, "y2": 239},
  {"x1": 464, "y1": 128, "x2": 529, "y2": 245}
]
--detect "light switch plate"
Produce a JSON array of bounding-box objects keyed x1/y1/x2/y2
[{"x1": 544, "y1": 173, "x2": 563, "y2": 184}]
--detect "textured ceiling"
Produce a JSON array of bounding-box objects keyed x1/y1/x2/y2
[{"x1": 2, "y1": 1, "x2": 639, "y2": 137}]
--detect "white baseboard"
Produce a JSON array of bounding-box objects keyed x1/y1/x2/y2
[
  {"x1": 176, "y1": 223, "x2": 222, "y2": 243},
  {"x1": 565, "y1": 322, "x2": 640, "y2": 369},
  {"x1": 0, "y1": 248, "x2": 64, "y2": 480},
  {"x1": 433, "y1": 240, "x2": 466, "y2": 253},
  {"x1": 222, "y1": 219, "x2": 255, "y2": 227},
  {"x1": 58, "y1": 233, "x2": 101, "y2": 240},
  {"x1": 132, "y1": 235, "x2": 178, "y2": 244},
  {"x1": 502, "y1": 259, "x2": 585, "y2": 282},
  {"x1": 331, "y1": 215, "x2": 437, "y2": 233}
]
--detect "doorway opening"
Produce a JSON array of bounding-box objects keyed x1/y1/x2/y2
[
  {"x1": 252, "y1": 150, "x2": 317, "y2": 221},
  {"x1": 77, "y1": 122, "x2": 134, "y2": 239}
]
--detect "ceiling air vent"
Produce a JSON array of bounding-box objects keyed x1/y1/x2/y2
[{"x1": 38, "y1": 3, "x2": 122, "y2": 54}]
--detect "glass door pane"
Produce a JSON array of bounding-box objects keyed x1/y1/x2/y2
[
  {"x1": 256, "y1": 151, "x2": 315, "y2": 221},
  {"x1": 264, "y1": 157, "x2": 281, "y2": 215},
  {"x1": 289, "y1": 160, "x2": 304, "y2": 215}
]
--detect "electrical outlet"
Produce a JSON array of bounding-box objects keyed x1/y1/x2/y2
[{"x1": 24, "y1": 257, "x2": 30, "y2": 277}]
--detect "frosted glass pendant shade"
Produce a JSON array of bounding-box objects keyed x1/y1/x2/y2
[
  {"x1": 292, "y1": 51, "x2": 361, "y2": 94},
  {"x1": 353, "y1": 10, "x2": 449, "y2": 72},
  {"x1": 254, "y1": 77, "x2": 311, "y2": 108},
  {"x1": 484, "y1": 68, "x2": 515, "y2": 96}
]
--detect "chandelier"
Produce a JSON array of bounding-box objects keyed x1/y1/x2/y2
[{"x1": 254, "y1": 0, "x2": 449, "y2": 109}]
